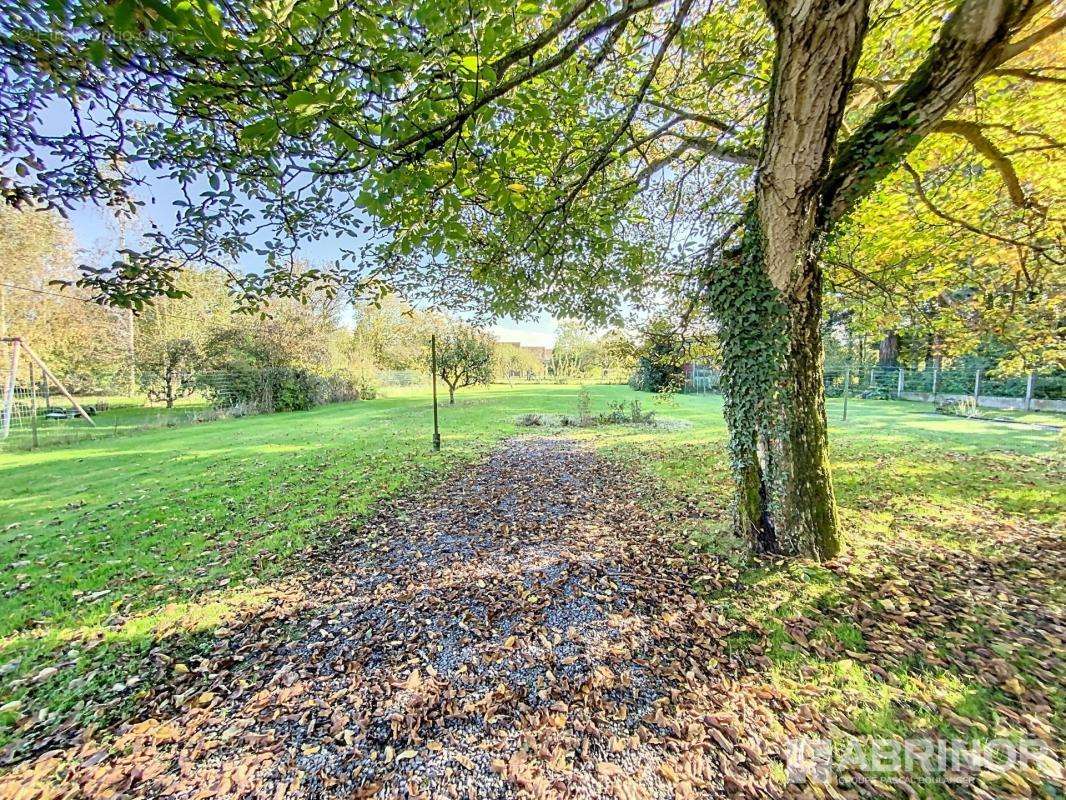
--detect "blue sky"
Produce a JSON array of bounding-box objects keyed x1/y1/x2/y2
[
  {"x1": 67, "y1": 196, "x2": 560, "y2": 344},
  {"x1": 35, "y1": 102, "x2": 561, "y2": 344}
]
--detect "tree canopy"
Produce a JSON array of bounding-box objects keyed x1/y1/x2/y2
[{"x1": 4, "y1": 0, "x2": 1055, "y2": 315}]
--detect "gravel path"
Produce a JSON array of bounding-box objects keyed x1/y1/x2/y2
[{"x1": 4, "y1": 438, "x2": 785, "y2": 799}]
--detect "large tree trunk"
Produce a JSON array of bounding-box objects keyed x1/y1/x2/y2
[
  {"x1": 708, "y1": 0, "x2": 868, "y2": 560},
  {"x1": 714, "y1": 215, "x2": 841, "y2": 560},
  {"x1": 878, "y1": 331, "x2": 899, "y2": 367}
]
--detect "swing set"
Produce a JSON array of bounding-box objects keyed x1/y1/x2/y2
[{"x1": 1, "y1": 337, "x2": 95, "y2": 446}]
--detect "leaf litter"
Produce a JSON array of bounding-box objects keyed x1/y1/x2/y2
[
  {"x1": 0, "y1": 437, "x2": 1061, "y2": 799},
  {"x1": 0, "y1": 439, "x2": 793, "y2": 798}
]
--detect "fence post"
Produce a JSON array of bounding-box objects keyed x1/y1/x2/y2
[
  {"x1": 931, "y1": 368, "x2": 939, "y2": 403},
  {"x1": 2, "y1": 338, "x2": 20, "y2": 439},
  {"x1": 1025, "y1": 371, "x2": 1035, "y2": 411},
  {"x1": 29, "y1": 360, "x2": 38, "y2": 449},
  {"x1": 973, "y1": 368, "x2": 981, "y2": 403},
  {"x1": 430, "y1": 334, "x2": 441, "y2": 451},
  {"x1": 897, "y1": 368, "x2": 904, "y2": 399},
  {"x1": 842, "y1": 366, "x2": 850, "y2": 421}
]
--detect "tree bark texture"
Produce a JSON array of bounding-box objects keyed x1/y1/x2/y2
[
  {"x1": 709, "y1": 0, "x2": 869, "y2": 560},
  {"x1": 878, "y1": 331, "x2": 899, "y2": 367},
  {"x1": 707, "y1": 0, "x2": 1044, "y2": 559}
]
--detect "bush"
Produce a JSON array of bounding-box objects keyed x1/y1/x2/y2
[
  {"x1": 201, "y1": 365, "x2": 375, "y2": 412},
  {"x1": 628, "y1": 398, "x2": 655, "y2": 423},
  {"x1": 319, "y1": 373, "x2": 364, "y2": 404},
  {"x1": 629, "y1": 356, "x2": 684, "y2": 393},
  {"x1": 350, "y1": 371, "x2": 379, "y2": 400},
  {"x1": 595, "y1": 399, "x2": 655, "y2": 425},
  {"x1": 191, "y1": 401, "x2": 261, "y2": 424},
  {"x1": 515, "y1": 396, "x2": 659, "y2": 429},
  {"x1": 935, "y1": 397, "x2": 981, "y2": 418},
  {"x1": 271, "y1": 367, "x2": 325, "y2": 411},
  {"x1": 860, "y1": 386, "x2": 893, "y2": 400}
]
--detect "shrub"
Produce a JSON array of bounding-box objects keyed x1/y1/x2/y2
[
  {"x1": 350, "y1": 371, "x2": 379, "y2": 400},
  {"x1": 319, "y1": 373, "x2": 363, "y2": 404},
  {"x1": 860, "y1": 386, "x2": 893, "y2": 400},
  {"x1": 576, "y1": 390, "x2": 594, "y2": 426},
  {"x1": 201, "y1": 365, "x2": 374, "y2": 412},
  {"x1": 629, "y1": 399, "x2": 655, "y2": 423},
  {"x1": 598, "y1": 401, "x2": 627, "y2": 424},
  {"x1": 629, "y1": 355, "x2": 684, "y2": 393},
  {"x1": 191, "y1": 401, "x2": 261, "y2": 424}
]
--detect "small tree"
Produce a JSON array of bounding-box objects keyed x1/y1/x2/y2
[
  {"x1": 139, "y1": 338, "x2": 199, "y2": 408},
  {"x1": 629, "y1": 320, "x2": 709, "y2": 393},
  {"x1": 433, "y1": 323, "x2": 494, "y2": 404},
  {"x1": 493, "y1": 343, "x2": 544, "y2": 383}
]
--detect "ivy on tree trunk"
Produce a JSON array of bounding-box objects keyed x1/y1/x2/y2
[
  {"x1": 705, "y1": 0, "x2": 1039, "y2": 560},
  {"x1": 706, "y1": 0, "x2": 867, "y2": 561},
  {"x1": 709, "y1": 213, "x2": 841, "y2": 560}
]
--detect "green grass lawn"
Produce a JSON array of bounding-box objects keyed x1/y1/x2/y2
[
  {"x1": 1, "y1": 383, "x2": 1062, "y2": 786},
  {"x1": 571, "y1": 391, "x2": 1064, "y2": 797},
  {"x1": 1, "y1": 394, "x2": 213, "y2": 452},
  {"x1": 0, "y1": 384, "x2": 621, "y2": 746}
]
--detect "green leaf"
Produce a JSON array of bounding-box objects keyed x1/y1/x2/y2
[
  {"x1": 85, "y1": 40, "x2": 108, "y2": 66},
  {"x1": 140, "y1": 0, "x2": 184, "y2": 26},
  {"x1": 112, "y1": 0, "x2": 138, "y2": 30},
  {"x1": 284, "y1": 89, "x2": 331, "y2": 117},
  {"x1": 239, "y1": 118, "x2": 281, "y2": 147}
]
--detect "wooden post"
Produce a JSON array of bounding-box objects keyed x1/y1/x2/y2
[
  {"x1": 842, "y1": 366, "x2": 850, "y2": 421},
  {"x1": 29, "y1": 359, "x2": 38, "y2": 449},
  {"x1": 11, "y1": 339, "x2": 95, "y2": 426},
  {"x1": 1025, "y1": 371, "x2": 1035, "y2": 411},
  {"x1": 974, "y1": 368, "x2": 982, "y2": 404},
  {"x1": 897, "y1": 368, "x2": 904, "y2": 399},
  {"x1": 127, "y1": 308, "x2": 136, "y2": 397},
  {"x1": 431, "y1": 334, "x2": 441, "y2": 451},
  {"x1": 2, "y1": 338, "x2": 19, "y2": 439}
]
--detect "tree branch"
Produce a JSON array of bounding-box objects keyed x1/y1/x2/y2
[
  {"x1": 537, "y1": 0, "x2": 697, "y2": 228},
  {"x1": 643, "y1": 99, "x2": 742, "y2": 135},
  {"x1": 991, "y1": 11, "x2": 1066, "y2": 66},
  {"x1": 902, "y1": 161, "x2": 1061, "y2": 261},
  {"x1": 386, "y1": 0, "x2": 671, "y2": 164},
  {"x1": 822, "y1": 0, "x2": 1054, "y2": 226},
  {"x1": 634, "y1": 140, "x2": 693, "y2": 184},
  {"x1": 933, "y1": 119, "x2": 1029, "y2": 207},
  {"x1": 669, "y1": 133, "x2": 758, "y2": 165},
  {"x1": 989, "y1": 66, "x2": 1066, "y2": 83},
  {"x1": 491, "y1": 0, "x2": 599, "y2": 76}
]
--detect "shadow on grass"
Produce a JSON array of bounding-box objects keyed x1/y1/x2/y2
[
  {"x1": 0, "y1": 584, "x2": 286, "y2": 762},
  {"x1": 711, "y1": 513, "x2": 1062, "y2": 755}
]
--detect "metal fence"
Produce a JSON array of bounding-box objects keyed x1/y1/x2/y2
[
  {"x1": 0, "y1": 361, "x2": 248, "y2": 453},
  {"x1": 685, "y1": 363, "x2": 1066, "y2": 413}
]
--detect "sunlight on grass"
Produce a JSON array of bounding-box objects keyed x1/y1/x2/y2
[{"x1": 1, "y1": 384, "x2": 1061, "y2": 757}]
